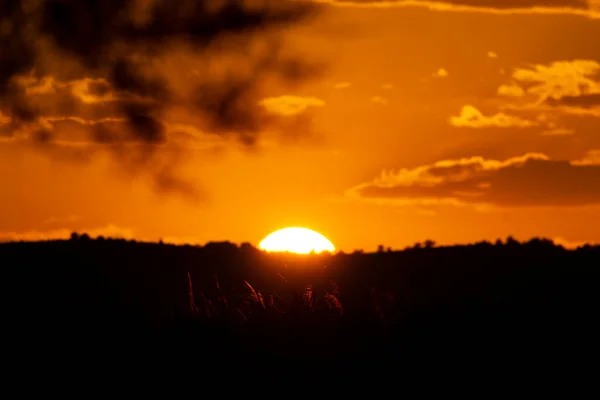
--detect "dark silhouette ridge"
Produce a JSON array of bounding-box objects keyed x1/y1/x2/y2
[{"x1": 1, "y1": 235, "x2": 599, "y2": 385}]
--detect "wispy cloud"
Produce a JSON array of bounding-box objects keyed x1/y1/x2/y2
[
  {"x1": 370, "y1": 96, "x2": 389, "y2": 105},
  {"x1": 314, "y1": 1, "x2": 600, "y2": 19},
  {"x1": 498, "y1": 84, "x2": 525, "y2": 97},
  {"x1": 513, "y1": 60, "x2": 600, "y2": 102},
  {"x1": 433, "y1": 68, "x2": 449, "y2": 78},
  {"x1": 572, "y1": 149, "x2": 600, "y2": 165},
  {"x1": 498, "y1": 60, "x2": 600, "y2": 119},
  {"x1": 260, "y1": 95, "x2": 325, "y2": 116},
  {"x1": 450, "y1": 105, "x2": 538, "y2": 128}
]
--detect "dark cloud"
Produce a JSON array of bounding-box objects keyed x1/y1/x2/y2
[
  {"x1": 0, "y1": 126, "x2": 14, "y2": 138},
  {"x1": 86, "y1": 80, "x2": 112, "y2": 98},
  {"x1": 547, "y1": 94, "x2": 600, "y2": 109},
  {"x1": 350, "y1": 153, "x2": 600, "y2": 208},
  {"x1": 0, "y1": 0, "x2": 321, "y2": 199}
]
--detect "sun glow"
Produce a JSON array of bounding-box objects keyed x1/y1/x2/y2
[{"x1": 259, "y1": 227, "x2": 335, "y2": 254}]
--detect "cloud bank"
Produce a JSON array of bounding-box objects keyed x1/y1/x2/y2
[{"x1": 348, "y1": 151, "x2": 600, "y2": 208}]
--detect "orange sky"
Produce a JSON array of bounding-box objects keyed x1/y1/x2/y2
[{"x1": 2, "y1": 1, "x2": 600, "y2": 251}]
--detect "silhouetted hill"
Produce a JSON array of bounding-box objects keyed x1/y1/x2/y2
[{"x1": 1, "y1": 236, "x2": 599, "y2": 384}]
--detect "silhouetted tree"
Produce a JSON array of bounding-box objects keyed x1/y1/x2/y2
[
  {"x1": 240, "y1": 242, "x2": 254, "y2": 250},
  {"x1": 424, "y1": 239, "x2": 436, "y2": 249},
  {"x1": 506, "y1": 235, "x2": 519, "y2": 247}
]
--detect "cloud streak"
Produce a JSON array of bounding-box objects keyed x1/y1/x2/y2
[
  {"x1": 314, "y1": 0, "x2": 600, "y2": 18},
  {"x1": 450, "y1": 105, "x2": 538, "y2": 128},
  {"x1": 260, "y1": 95, "x2": 325, "y2": 116},
  {"x1": 498, "y1": 84, "x2": 525, "y2": 97}
]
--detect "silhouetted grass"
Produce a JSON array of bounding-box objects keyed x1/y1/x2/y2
[{"x1": 1, "y1": 236, "x2": 599, "y2": 381}]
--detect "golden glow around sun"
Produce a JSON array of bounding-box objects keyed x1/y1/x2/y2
[{"x1": 259, "y1": 227, "x2": 335, "y2": 254}]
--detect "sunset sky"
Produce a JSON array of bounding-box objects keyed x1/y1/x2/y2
[{"x1": 2, "y1": 0, "x2": 600, "y2": 251}]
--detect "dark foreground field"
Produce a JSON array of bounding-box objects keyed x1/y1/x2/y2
[{"x1": 1, "y1": 236, "x2": 599, "y2": 386}]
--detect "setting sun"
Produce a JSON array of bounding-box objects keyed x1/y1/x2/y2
[{"x1": 259, "y1": 227, "x2": 335, "y2": 254}]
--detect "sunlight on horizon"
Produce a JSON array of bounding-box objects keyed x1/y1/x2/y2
[{"x1": 259, "y1": 227, "x2": 335, "y2": 254}]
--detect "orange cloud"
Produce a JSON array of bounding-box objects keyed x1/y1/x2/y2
[
  {"x1": 69, "y1": 78, "x2": 125, "y2": 104},
  {"x1": 498, "y1": 84, "x2": 525, "y2": 97},
  {"x1": 0, "y1": 111, "x2": 11, "y2": 125},
  {"x1": 347, "y1": 152, "x2": 600, "y2": 208},
  {"x1": 553, "y1": 236, "x2": 597, "y2": 249},
  {"x1": 512, "y1": 60, "x2": 600, "y2": 102},
  {"x1": 24, "y1": 76, "x2": 60, "y2": 95},
  {"x1": 260, "y1": 95, "x2": 325, "y2": 116},
  {"x1": 315, "y1": 1, "x2": 600, "y2": 19},
  {"x1": 544, "y1": 94, "x2": 600, "y2": 118},
  {"x1": 450, "y1": 105, "x2": 537, "y2": 128},
  {"x1": 498, "y1": 60, "x2": 600, "y2": 119},
  {"x1": 433, "y1": 68, "x2": 449, "y2": 78},
  {"x1": 42, "y1": 116, "x2": 125, "y2": 126},
  {"x1": 571, "y1": 149, "x2": 600, "y2": 166},
  {"x1": 502, "y1": 102, "x2": 600, "y2": 119},
  {"x1": 370, "y1": 96, "x2": 389, "y2": 105},
  {"x1": 13, "y1": 74, "x2": 127, "y2": 104}
]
